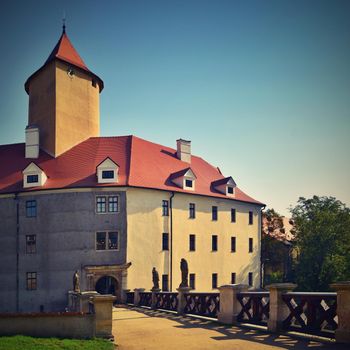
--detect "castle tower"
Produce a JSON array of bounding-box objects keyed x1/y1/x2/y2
[{"x1": 24, "y1": 26, "x2": 104, "y2": 157}]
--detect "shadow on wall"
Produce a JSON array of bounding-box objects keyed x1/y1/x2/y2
[{"x1": 122, "y1": 307, "x2": 344, "y2": 350}]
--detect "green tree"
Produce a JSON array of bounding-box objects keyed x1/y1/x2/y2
[{"x1": 291, "y1": 196, "x2": 350, "y2": 291}]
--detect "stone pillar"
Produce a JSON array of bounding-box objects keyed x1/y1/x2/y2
[
  {"x1": 133, "y1": 288, "x2": 145, "y2": 306},
  {"x1": 217, "y1": 284, "x2": 249, "y2": 325},
  {"x1": 266, "y1": 283, "x2": 297, "y2": 332},
  {"x1": 80, "y1": 291, "x2": 99, "y2": 313},
  {"x1": 177, "y1": 287, "x2": 191, "y2": 314},
  {"x1": 68, "y1": 291, "x2": 80, "y2": 311},
  {"x1": 331, "y1": 281, "x2": 350, "y2": 343},
  {"x1": 92, "y1": 294, "x2": 116, "y2": 339},
  {"x1": 121, "y1": 289, "x2": 130, "y2": 304},
  {"x1": 151, "y1": 288, "x2": 161, "y2": 310}
]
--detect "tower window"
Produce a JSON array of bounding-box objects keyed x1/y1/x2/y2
[
  {"x1": 189, "y1": 274, "x2": 196, "y2": 289},
  {"x1": 189, "y1": 234, "x2": 196, "y2": 251},
  {"x1": 249, "y1": 211, "x2": 253, "y2": 225},
  {"x1": 212, "y1": 235, "x2": 218, "y2": 251},
  {"x1": 248, "y1": 272, "x2": 253, "y2": 286},
  {"x1": 162, "y1": 233, "x2": 169, "y2": 251},
  {"x1": 231, "y1": 237, "x2": 236, "y2": 252},
  {"x1": 231, "y1": 208, "x2": 236, "y2": 223},
  {"x1": 162, "y1": 200, "x2": 169, "y2": 216},
  {"x1": 212, "y1": 206, "x2": 218, "y2": 221},
  {"x1": 189, "y1": 203, "x2": 196, "y2": 219},
  {"x1": 162, "y1": 275, "x2": 169, "y2": 291},
  {"x1": 249, "y1": 238, "x2": 253, "y2": 253},
  {"x1": 27, "y1": 175, "x2": 39, "y2": 183},
  {"x1": 231, "y1": 272, "x2": 236, "y2": 284},
  {"x1": 212, "y1": 273, "x2": 218, "y2": 289}
]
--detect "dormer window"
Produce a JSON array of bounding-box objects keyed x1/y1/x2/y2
[
  {"x1": 170, "y1": 167, "x2": 197, "y2": 191},
  {"x1": 211, "y1": 176, "x2": 236, "y2": 197},
  {"x1": 97, "y1": 157, "x2": 119, "y2": 184},
  {"x1": 23, "y1": 162, "x2": 47, "y2": 188}
]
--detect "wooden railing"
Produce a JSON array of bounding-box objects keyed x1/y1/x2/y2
[
  {"x1": 155, "y1": 292, "x2": 178, "y2": 311},
  {"x1": 139, "y1": 292, "x2": 152, "y2": 307},
  {"x1": 237, "y1": 292, "x2": 270, "y2": 326},
  {"x1": 282, "y1": 292, "x2": 337, "y2": 338},
  {"x1": 126, "y1": 292, "x2": 135, "y2": 305},
  {"x1": 184, "y1": 293, "x2": 220, "y2": 318}
]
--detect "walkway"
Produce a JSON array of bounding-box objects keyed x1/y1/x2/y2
[{"x1": 113, "y1": 306, "x2": 345, "y2": 350}]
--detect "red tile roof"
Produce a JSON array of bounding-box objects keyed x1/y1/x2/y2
[{"x1": 0, "y1": 136, "x2": 263, "y2": 206}]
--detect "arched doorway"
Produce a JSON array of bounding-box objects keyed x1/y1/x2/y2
[{"x1": 95, "y1": 276, "x2": 118, "y2": 296}]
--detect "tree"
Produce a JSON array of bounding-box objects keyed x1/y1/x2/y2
[{"x1": 291, "y1": 196, "x2": 350, "y2": 291}]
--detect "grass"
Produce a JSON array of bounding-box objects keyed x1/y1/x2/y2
[{"x1": 0, "y1": 335, "x2": 115, "y2": 350}]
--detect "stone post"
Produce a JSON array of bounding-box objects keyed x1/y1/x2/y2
[
  {"x1": 80, "y1": 291, "x2": 99, "y2": 313},
  {"x1": 151, "y1": 288, "x2": 161, "y2": 310},
  {"x1": 266, "y1": 283, "x2": 297, "y2": 332},
  {"x1": 68, "y1": 291, "x2": 80, "y2": 311},
  {"x1": 331, "y1": 281, "x2": 350, "y2": 343},
  {"x1": 177, "y1": 287, "x2": 191, "y2": 314},
  {"x1": 121, "y1": 289, "x2": 130, "y2": 304},
  {"x1": 92, "y1": 294, "x2": 116, "y2": 339},
  {"x1": 217, "y1": 284, "x2": 249, "y2": 325},
  {"x1": 133, "y1": 288, "x2": 145, "y2": 306}
]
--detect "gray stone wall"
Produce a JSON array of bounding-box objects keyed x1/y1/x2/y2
[{"x1": 0, "y1": 190, "x2": 126, "y2": 312}]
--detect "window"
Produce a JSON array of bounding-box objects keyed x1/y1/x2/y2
[
  {"x1": 212, "y1": 235, "x2": 218, "y2": 251},
  {"x1": 27, "y1": 175, "x2": 39, "y2": 183},
  {"x1": 231, "y1": 272, "x2": 236, "y2": 284},
  {"x1": 102, "y1": 170, "x2": 114, "y2": 179},
  {"x1": 231, "y1": 208, "x2": 236, "y2": 223},
  {"x1": 231, "y1": 237, "x2": 236, "y2": 252},
  {"x1": 185, "y1": 179, "x2": 193, "y2": 188},
  {"x1": 189, "y1": 203, "x2": 195, "y2": 219},
  {"x1": 26, "y1": 235, "x2": 36, "y2": 254},
  {"x1": 162, "y1": 200, "x2": 169, "y2": 216},
  {"x1": 249, "y1": 211, "x2": 253, "y2": 225},
  {"x1": 212, "y1": 273, "x2": 218, "y2": 289},
  {"x1": 26, "y1": 272, "x2": 37, "y2": 290},
  {"x1": 162, "y1": 233, "x2": 169, "y2": 251},
  {"x1": 248, "y1": 272, "x2": 253, "y2": 286},
  {"x1": 189, "y1": 273, "x2": 195, "y2": 289},
  {"x1": 162, "y1": 274, "x2": 169, "y2": 291},
  {"x1": 96, "y1": 196, "x2": 106, "y2": 213},
  {"x1": 26, "y1": 200, "x2": 37, "y2": 217},
  {"x1": 189, "y1": 234, "x2": 196, "y2": 251},
  {"x1": 108, "y1": 196, "x2": 119, "y2": 212},
  {"x1": 96, "y1": 231, "x2": 119, "y2": 250},
  {"x1": 249, "y1": 238, "x2": 253, "y2": 253},
  {"x1": 212, "y1": 206, "x2": 218, "y2": 221},
  {"x1": 227, "y1": 186, "x2": 234, "y2": 194}
]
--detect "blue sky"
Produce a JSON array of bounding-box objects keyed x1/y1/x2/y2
[{"x1": 0, "y1": 0, "x2": 349, "y2": 215}]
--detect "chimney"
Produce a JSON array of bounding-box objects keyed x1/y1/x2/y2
[
  {"x1": 176, "y1": 139, "x2": 191, "y2": 163},
  {"x1": 25, "y1": 125, "x2": 39, "y2": 159}
]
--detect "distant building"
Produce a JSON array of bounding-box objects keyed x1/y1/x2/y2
[{"x1": 0, "y1": 27, "x2": 264, "y2": 312}]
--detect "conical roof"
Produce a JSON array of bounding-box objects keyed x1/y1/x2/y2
[{"x1": 25, "y1": 28, "x2": 103, "y2": 93}]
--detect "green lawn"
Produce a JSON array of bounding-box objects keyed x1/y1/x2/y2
[{"x1": 0, "y1": 335, "x2": 115, "y2": 350}]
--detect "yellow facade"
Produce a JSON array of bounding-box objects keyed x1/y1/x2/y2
[
  {"x1": 27, "y1": 60, "x2": 100, "y2": 157},
  {"x1": 126, "y1": 187, "x2": 261, "y2": 292}
]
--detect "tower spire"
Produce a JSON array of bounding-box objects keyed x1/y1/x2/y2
[{"x1": 62, "y1": 12, "x2": 66, "y2": 34}]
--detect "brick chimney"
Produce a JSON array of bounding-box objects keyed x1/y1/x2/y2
[{"x1": 176, "y1": 139, "x2": 191, "y2": 163}]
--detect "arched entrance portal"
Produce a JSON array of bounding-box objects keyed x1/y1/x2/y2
[{"x1": 95, "y1": 276, "x2": 118, "y2": 296}]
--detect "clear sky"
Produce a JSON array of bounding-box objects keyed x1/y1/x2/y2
[{"x1": 0, "y1": 0, "x2": 349, "y2": 216}]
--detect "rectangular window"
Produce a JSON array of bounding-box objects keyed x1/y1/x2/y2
[
  {"x1": 231, "y1": 237, "x2": 236, "y2": 252},
  {"x1": 108, "y1": 232, "x2": 119, "y2": 250},
  {"x1": 96, "y1": 196, "x2": 106, "y2": 213},
  {"x1": 108, "y1": 196, "x2": 118, "y2": 212},
  {"x1": 162, "y1": 200, "x2": 169, "y2": 216},
  {"x1": 212, "y1": 206, "x2": 218, "y2": 221},
  {"x1": 189, "y1": 234, "x2": 196, "y2": 251},
  {"x1": 248, "y1": 272, "x2": 253, "y2": 286},
  {"x1": 26, "y1": 235, "x2": 36, "y2": 254},
  {"x1": 249, "y1": 238, "x2": 253, "y2": 253},
  {"x1": 26, "y1": 272, "x2": 37, "y2": 290},
  {"x1": 249, "y1": 211, "x2": 253, "y2": 225},
  {"x1": 27, "y1": 175, "x2": 38, "y2": 183},
  {"x1": 185, "y1": 179, "x2": 193, "y2": 188},
  {"x1": 102, "y1": 170, "x2": 114, "y2": 179},
  {"x1": 189, "y1": 203, "x2": 195, "y2": 219},
  {"x1": 231, "y1": 272, "x2": 236, "y2": 284},
  {"x1": 26, "y1": 200, "x2": 37, "y2": 218},
  {"x1": 162, "y1": 233, "x2": 169, "y2": 251},
  {"x1": 212, "y1": 273, "x2": 218, "y2": 289},
  {"x1": 227, "y1": 186, "x2": 234, "y2": 194},
  {"x1": 96, "y1": 232, "x2": 119, "y2": 250},
  {"x1": 162, "y1": 274, "x2": 169, "y2": 291},
  {"x1": 189, "y1": 273, "x2": 195, "y2": 289},
  {"x1": 231, "y1": 208, "x2": 236, "y2": 223},
  {"x1": 212, "y1": 235, "x2": 218, "y2": 251}
]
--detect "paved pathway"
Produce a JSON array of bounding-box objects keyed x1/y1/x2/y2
[{"x1": 113, "y1": 306, "x2": 344, "y2": 350}]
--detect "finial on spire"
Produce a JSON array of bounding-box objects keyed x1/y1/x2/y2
[{"x1": 62, "y1": 11, "x2": 66, "y2": 34}]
